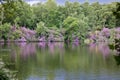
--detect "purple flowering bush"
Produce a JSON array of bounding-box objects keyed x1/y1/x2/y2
[
  {"x1": 0, "y1": 23, "x2": 37, "y2": 42},
  {"x1": 20, "y1": 27, "x2": 36, "y2": 41},
  {"x1": 101, "y1": 28, "x2": 110, "y2": 38},
  {"x1": 85, "y1": 27, "x2": 120, "y2": 43}
]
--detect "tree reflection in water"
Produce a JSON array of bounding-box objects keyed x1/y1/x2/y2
[
  {"x1": 20, "y1": 43, "x2": 36, "y2": 60},
  {"x1": 12, "y1": 42, "x2": 65, "y2": 60},
  {"x1": 114, "y1": 55, "x2": 120, "y2": 65},
  {"x1": 0, "y1": 42, "x2": 120, "y2": 80},
  {"x1": 89, "y1": 43, "x2": 110, "y2": 59},
  {"x1": 38, "y1": 42, "x2": 46, "y2": 48},
  {"x1": 114, "y1": 39, "x2": 120, "y2": 65}
]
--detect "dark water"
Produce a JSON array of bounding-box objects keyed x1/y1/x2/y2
[{"x1": 0, "y1": 42, "x2": 120, "y2": 80}]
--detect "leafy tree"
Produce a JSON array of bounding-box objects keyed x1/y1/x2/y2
[
  {"x1": 113, "y1": 2, "x2": 120, "y2": 26},
  {"x1": 0, "y1": 23, "x2": 11, "y2": 40},
  {"x1": 0, "y1": 0, "x2": 23, "y2": 24},
  {"x1": 63, "y1": 16, "x2": 80, "y2": 37},
  {"x1": 14, "y1": 2, "x2": 35, "y2": 29},
  {"x1": 36, "y1": 21, "x2": 47, "y2": 37},
  {"x1": 0, "y1": 0, "x2": 118, "y2": 41},
  {"x1": 45, "y1": 0, "x2": 57, "y2": 11}
]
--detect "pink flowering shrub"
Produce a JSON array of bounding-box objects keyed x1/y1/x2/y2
[
  {"x1": 113, "y1": 28, "x2": 120, "y2": 39},
  {"x1": 20, "y1": 27, "x2": 36, "y2": 41},
  {"x1": 87, "y1": 27, "x2": 120, "y2": 43},
  {"x1": 18, "y1": 37, "x2": 27, "y2": 42},
  {"x1": 9, "y1": 26, "x2": 36, "y2": 41},
  {"x1": 0, "y1": 23, "x2": 37, "y2": 41},
  {"x1": 101, "y1": 28, "x2": 110, "y2": 38},
  {"x1": 88, "y1": 32, "x2": 97, "y2": 41},
  {"x1": 38, "y1": 36, "x2": 46, "y2": 42},
  {"x1": 90, "y1": 34, "x2": 96, "y2": 40}
]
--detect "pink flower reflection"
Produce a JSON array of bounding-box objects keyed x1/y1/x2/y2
[
  {"x1": 38, "y1": 42, "x2": 46, "y2": 48},
  {"x1": 0, "y1": 42, "x2": 4, "y2": 46},
  {"x1": 98, "y1": 43, "x2": 110, "y2": 58},
  {"x1": 89, "y1": 43, "x2": 97, "y2": 52},
  {"x1": 54, "y1": 42, "x2": 65, "y2": 53},
  {"x1": 89, "y1": 43, "x2": 110, "y2": 58},
  {"x1": 48, "y1": 42, "x2": 55, "y2": 54},
  {"x1": 47, "y1": 42, "x2": 65, "y2": 54},
  {"x1": 19, "y1": 43, "x2": 36, "y2": 60},
  {"x1": 21, "y1": 42, "x2": 27, "y2": 47},
  {"x1": 58, "y1": 43, "x2": 64, "y2": 49}
]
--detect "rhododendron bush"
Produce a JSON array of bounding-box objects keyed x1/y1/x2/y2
[
  {"x1": 20, "y1": 27, "x2": 36, "y2": 41},
  {"x1": 0, "y1": 23, "x2": 36, "y2": 41},
  {"x1": 86, "y1": 27, "x2": 120, "y2": 43}
]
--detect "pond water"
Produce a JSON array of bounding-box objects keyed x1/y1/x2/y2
[{"x1": 0, "y1": 42, "x2": 120, "y2": 80}]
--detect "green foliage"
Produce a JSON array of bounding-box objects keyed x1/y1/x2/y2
[
  {"x1": 0, "y1": 23, "x2": 11, "y2": 40},
  {"x1": 113, "y1": 2, "x2": 120, "y2": 26},
  {"x1": 10, "y1": 30, "x2": 22, "y2": 40},
  {"x1": 63, "y1": 16, "x2": 79, "y2": 41},
  {"x1": 36, "y1": 22, "x2": 46, "y2": 36},
  {"x1": 45, "y1": 0, "x2": 57, "y2": 11},
  {"x1": 0, "y1": 58, "x2": 18, "y2": 80},
  {"x1": 63, "y1": 16, "x2": 78, "y2": 29},
  {"x1": 14, "y1": 2, "x2": 35, "y2": 29},
  {"x1": 63, "y1": 15, "x2": 89, "y2": 41},
  {"x1": 1, "y1": 0, "x2": 35, "y2": 29},
  {"x1": 1, "y1": 0, "x2": 22, "y2": 24},
  {"x1": 33, "y1": 0, "x2": 62, "y2": 28},
  {"x1": 0, "y1": 1, "x2": 118, "y2": 41},
  {"x1": 0, "y1": 23, "x2": 22, "y2": 40}
]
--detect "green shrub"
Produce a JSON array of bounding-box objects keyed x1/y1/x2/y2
[
  {"x1": 0, "y1": 23, "x2": 11, "y2": 40},
  {"x1": 10, "y1": 30, "x2": 22, "y2": 40},
  {"x1": 0, "y1": 59, "x2": 18, "y2": 80},
  {"x1": 36, "y1": 22, "x2": 47, "y2": 36}
]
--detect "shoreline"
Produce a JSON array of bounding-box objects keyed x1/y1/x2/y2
[
  {"x1": 0, "y1": 40, "x2": 65, "y2": 43},
  {"x1": 0, "y1": 40, "x2": 114, "y2": 43}
]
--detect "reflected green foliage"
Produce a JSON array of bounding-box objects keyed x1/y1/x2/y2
[
  {"x1": 108, "y1": 39, "x2": 120, "y2": 53},
  {"x1": 108, "y1": 38, "x2": 120, "y2": 65},
  {"x1": 114, "y1": 55, "x2": 120, "y2": 65},
  {"x1": 108, "y1": 44, "x2": 115, "y2": 50}
]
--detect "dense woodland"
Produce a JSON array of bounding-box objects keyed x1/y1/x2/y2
[{"x1": 0, "y1": 0, "x2": 120, "y2": 42}]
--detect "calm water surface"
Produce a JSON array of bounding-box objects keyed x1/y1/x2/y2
[{"x1": 0, "y1": 42, "x2": 120, "y2": 80}]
